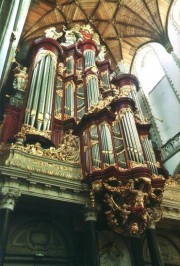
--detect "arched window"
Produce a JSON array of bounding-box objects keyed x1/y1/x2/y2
[{"x1": 132, "y1": 45, "x2": 165, "y2": 95}]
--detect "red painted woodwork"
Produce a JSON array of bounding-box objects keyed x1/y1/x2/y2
[{"x1": 0, "y1": 105, "x2": 21, "y2": 142}]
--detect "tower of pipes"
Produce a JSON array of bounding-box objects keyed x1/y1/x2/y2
[{"x1": 0, "y1": 24, "x2": 166, "y2": 235}]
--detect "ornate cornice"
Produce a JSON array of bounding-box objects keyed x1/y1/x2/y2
[
  {"x1": 0, "y1": 168, "x2": 88, "y2": 205},
  {"x1": 0, "y1": 145, "x2": 81, "y2": 179}
]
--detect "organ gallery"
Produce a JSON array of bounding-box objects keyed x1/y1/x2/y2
[{"x1": 0, "y1": 1, "x2": 180, "y2": 265}]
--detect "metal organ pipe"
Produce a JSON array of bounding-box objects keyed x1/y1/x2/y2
[
  {"x1": 102, "y1": 71, "x2": 110, "y2": 91},
  {"x1": 86, "y1": 76, "x2": 99, "y2": 109},
  {"x1": 129, "y1": 86, "x2": 144, "y2": 122},
  {"x1": 24, "y1": 45, "x2": 58, "y2": 131},
  {"x1": 44, "y1": 58, "x2": 56, "y2": 130},
  {"x1": 54, "y1": 79, "x2": 62, "y2": 118},
  {"x1": 84, "y1": 50, "x2": 95, "y2": 68},
  {"x1": 77, "y1": 85, "x2": 85, "y2": 120},
  {"x1": 36, "y1": 55, "x2": 51, "y2": 130},
  {"x1": 143, "y1": 137, "x2": 158, "y2": 175},
  {"x1": 90, "y1": 126, "x2": 101, "y2": 169},
  {"x1": 113, "y1": 121, "x2": 127, "y2": 168},
  {"x1": 127, "y1": 111, "x2": 145, "y2": 163},
  {"x1": 121, "y1": 114, "x2": 136, "y2": 162},
  {"x1": 100, "y1": 123, "x2": 115, "y2": 165},
  {"x1": 25, "y1": 57, "x2": 46, "y2": 127},
  {"x1": 92, "y1": 76, "x2": 99, "y2": 103},
  {"x1": 124, "y1": 112, "x2": 139, "y2": 162},
  {"x1": 129, "y1": 113, "x2": 144, "y2": 163},
  {"x1": 24, "y1": 64, "x2": 39, "y2": 124}
]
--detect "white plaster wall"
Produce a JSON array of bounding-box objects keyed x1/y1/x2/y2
[
  {"x1": 150, "y1": 43, "x2": 180, "y2": 101},
  {"x1": 148, "y1": 76, "x2": 180, "y2": 145},
  {"x1": 168, "y1": 0, "x2": 180, "y2": 58}
]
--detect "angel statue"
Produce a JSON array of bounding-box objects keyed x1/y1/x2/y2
[
  {"x1": 45, "y1": 27, "x2": 63, "y2": 40},
  {"x1": 13, "y1": 66, "x2": 28, "y2": 91},
  {"x1": 61, "y1": 25, "x2": 83, "y2": 46},
  {"x1": 116, "y1": 60, "x2": 129, "y2": 74},
  {"x1": 97, "y1": 45, "x2": 106, "y2": 61}
]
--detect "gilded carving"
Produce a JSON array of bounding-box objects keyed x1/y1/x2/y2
[
  {"x1": 4, "y1": 129, "x2": 80, "y2": 165},
  {"x1": 165, "y1": 175, "x2": 180, "y2": 187},
  {"x1": 129, "y1": 160, "x2": 148, "y2": 168},
  {"x1": 1, "y1": 148, "x2": 82, "y2": 180},
  {"x1": 87, "y1": 96, "x2": 113, "y2": 114},
  {"x1": 92, "y1": 175, "x2": 165, "y2": 235},
  {"x1": 16, "y1": 124, "x2": 51, "y2": 139},
  {"x1": 34, "y1": 50, "x2": 57, "y2": 69},
  {"x1": 58, "y1": 62, "x2": 66, "y2": 75},
  {"x1": 118, "y1": 85, "x2": 133, "y2": 97}
]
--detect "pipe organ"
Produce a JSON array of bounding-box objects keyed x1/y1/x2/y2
[
  {"x1": 24, "y1": 41, "x2": 60, "y2": 132},
  {"x1": 1, "y1": 24, "x2": 166, "y2": 236}
]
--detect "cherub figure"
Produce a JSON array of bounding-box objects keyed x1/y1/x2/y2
[
  {"x1": 45, "y1": 27, "x2": 63, "y2": 40},
  {"x1": 58, "y1": 62, "x2": 66, "y2": 75}
]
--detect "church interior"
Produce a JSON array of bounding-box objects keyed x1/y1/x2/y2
[{"x1": 0, "y1": 0, "x2": 180, "y2": 265}]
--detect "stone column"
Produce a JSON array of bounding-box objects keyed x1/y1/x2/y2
[
  {"x1": 146, "y1": 222, "x2": 164, "y2": 266},
  {"x1": 130, "y1": 236, "x2": 145, "y2": 266},
  {"x1": 0, "y1": 187, "x2": 21, "y2": 266},
  {"x1": 84, "y1": 207, "x2": 100, "y2": 266}
]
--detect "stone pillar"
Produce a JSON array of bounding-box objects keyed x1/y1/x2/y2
[
  {"x1": 130, "y1": 236, "x2": 145, "y2": 266},
  {"x1": 0, "y1": 187, "x2": 21, "y2": 266},
  {"x1": 152, "y1": 46, "x2": 180, "y2": 104},
  {"x1": 0, "y1": 0, "x2": 31, "y2": 88},
  {"x1": 146, "y1": 222, "x2": 164, "y2": 266},
  {"x1": 84, "y1": 207, "x2": 100, "y2": 266}
]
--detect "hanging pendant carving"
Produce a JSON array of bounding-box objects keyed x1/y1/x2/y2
[{"x1": 92, "y1": 175, "x2": 165, "y2": 235}]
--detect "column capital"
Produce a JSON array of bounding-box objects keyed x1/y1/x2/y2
[
  {"x1": 84, "y1": 207, "x2": 97, "y2": 222},
  {"x1": 147, "y1": 221, "x2": 156, "y2": 229},
  {"x1": 0, "y1": 187, "x2": 21, "y2": 210},
  {"x1": 146, "y1": 209, "x2": 162, "y2": 229}
]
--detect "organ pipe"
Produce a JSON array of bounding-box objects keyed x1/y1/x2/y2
[
  {"x1": 24, "y1": 47, "x2": 58, "y2": 131},
  {"x1": 113, "y1": 121, "x2": 127, "y2": 168},
  {"x1": 36, "y1": 55, "x2": 51, "y2": 130},
  {"x1": 129, "y1": 86, "x2": 144, "y2": 122},
  {"x1": 143, "y1": 137, "x2": 158, "y2": 175},
  {"x1": 44, "y1": 58, "x2": 56, "y2": 130},
  {"x1": 121, "y1": 115, "x2": 136, "y2": 162},
  {"x1": 84, "y1": 50, "x2": 95, "y2": 68},
  {"x1": 127, "y1": 111, "x2": 144, "y2": 163},
  {"x1": 28, "y1": 57, "x2": 46, "y2": 127}
]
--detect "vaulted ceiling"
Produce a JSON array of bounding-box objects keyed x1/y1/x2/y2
[{"x1": 21, "y1": 0, "x2": 173, "y2": 68}]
